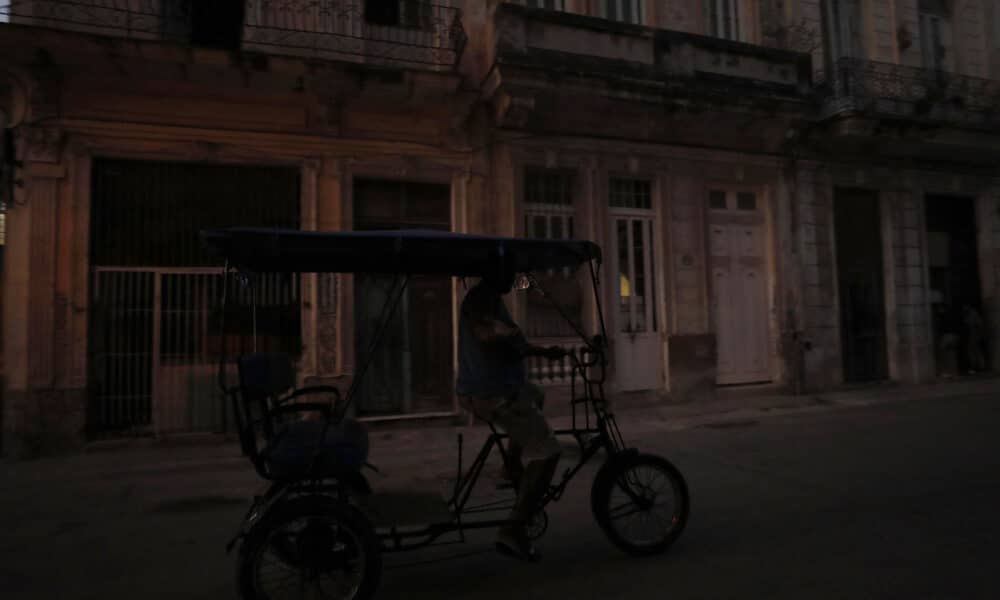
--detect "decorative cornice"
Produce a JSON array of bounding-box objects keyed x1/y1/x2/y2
[{"x1": 21, "y1": 126, "x2": 64, "y2": 164}]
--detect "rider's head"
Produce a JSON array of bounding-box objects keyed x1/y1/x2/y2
[{"x1": 482, "y1": 250, "x2": 516, "y2": 294}]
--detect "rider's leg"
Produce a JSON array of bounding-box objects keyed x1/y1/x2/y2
[
  {"x1": 501, "y1": 386, "x2": 545, "y2": 486},
  {"x1": 493, "y1": 383, "x2": 561, "y2": 561},
  {"x1": 499, "y1": 443, "x2": 524, "y2": 487}
]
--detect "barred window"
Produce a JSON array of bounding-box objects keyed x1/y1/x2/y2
[
  {"x1": 526, "y1": 0, "x2": 566, "y2": 10},
  {"x1": 525, "y1": 167, "x2": 574, "y2": 207},
  {"x1": 524, "y1": 167, "x2": 575, "y2": 242},
  {"x1": 995, "y1": 1, "x2": 1000, "y2": 49},
  {"x1": 365, "y1": 0, "x2": 431, "y2": 29},
  {"x1": 737, "y1": 192, "x2": 757, "y2": 211},
  {"x1": 709, "y1": 189, "x2": 760, "y2": 212},
  {"x1": 707, "y1": 0, "x2": 742, "y2": 41},
  {"x1": 605, "y1": 0, "x2": 643, "y2": 24},
  {"x1": 709, "y1": 190, "x2": 728, "y2": 210},
  {"x1": 610, "y1": 178, "x2": 652, "y2": 210},
  {"x1": 523, "y1": 167, "x2": 581, "y2": 338}
]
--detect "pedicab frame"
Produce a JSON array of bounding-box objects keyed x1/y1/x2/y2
[{"x1": 202, "y1": 227, "x2": 689, "y2": 597}]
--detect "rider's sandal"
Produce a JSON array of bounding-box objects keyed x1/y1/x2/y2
[{"x1": 495, "y1": 528, "x2": 540, "y2": 563}]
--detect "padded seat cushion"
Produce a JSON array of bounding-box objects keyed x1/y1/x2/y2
[{"x1": 266, "y1": 417, "x2": 370, "y2": 480}]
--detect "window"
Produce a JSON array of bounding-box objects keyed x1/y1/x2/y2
[
  {"x1": 707, "y1": 0, "x2": 741, "y2": 41},
  {"x1": 605, "y1": 0, "x2": 643, "y2": 24},
  {"x1": 832, "y1": 0, "x2": 865, "y2": 59},
  {"x1": 737, "y1": 192, "x2": 757, "y2": 211},
  {"x1": 365, "y1": 0, "x2": 430, "y2": 29},
  {"x1": 524, "y1": 167, "x2": 575, "y2": 241},
  {"x1": 526, "y1": 0, "x2": 566, "y2": 10},
  {"x1": 995, "y1": 1, "x2": 1000, "y2": 49},
  {"x1": 919, "y1": 0, "x2": 954, "y2": 71},
  {"x1": 709, "y1": 189, "x2": 759, "y2": 211},
  {"x1": 709, "y1": 190, "x2": 728, "y2": 210},
  {"x1": 190, "y1": 1, "x2": 246, "y2": 50},
  {"x1": 610, "y1": 178, "x2": 652, "y2": 209},
  {"x1": 523, "y1": 167, "x2": 581, "y2": 338},
  {"x1": 610, "y1": 178, "x2": 656, "y2": 334}
]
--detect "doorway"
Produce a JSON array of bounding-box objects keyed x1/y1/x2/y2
[
  {"x1": 609, "y1": 178, "x2": 662, "y2": 391},
  {"x1": 708, "y1": 188, "x2": 772, "y2": 385},
  {"x1": 353, "y1": 179, "x2": 453, "y2": 416},
  {"x1": 87, "y1": 159, "x2": 301, "y2": 438},
  {"x1": 926, "y1": 195, "x2": 987, "y2": 376},
  {"x1": 834, "y1": 189, "x2": 888, "y2": 383}
]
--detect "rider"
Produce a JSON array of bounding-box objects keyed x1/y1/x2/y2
[{"x1": 456, "y1": 252, "x2": 564, "y2": 562}]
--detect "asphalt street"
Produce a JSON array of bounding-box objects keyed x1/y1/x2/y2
[{"x1": 3, "y1": 392, "x2": 999, "y2": 600}]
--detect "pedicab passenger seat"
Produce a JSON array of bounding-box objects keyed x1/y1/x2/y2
[{"x1": 234, "y1": 352, "x2": 369, "y2": 482}]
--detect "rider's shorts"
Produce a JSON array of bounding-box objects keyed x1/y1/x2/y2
[{"x1": 459, "y1": 382, "x2": 561, "y2": 462}]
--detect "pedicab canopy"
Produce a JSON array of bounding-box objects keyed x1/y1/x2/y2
[{"x1": 201, "y1": 227, "x2": 602, "y2": 276}]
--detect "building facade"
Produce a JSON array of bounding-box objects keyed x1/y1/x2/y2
[{"x1": 1, "y1": 0, "x2": 998, "y2": 457}]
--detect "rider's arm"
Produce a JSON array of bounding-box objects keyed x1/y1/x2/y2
[
  {"x1": 463, "y1": 291, "x2": 518, "y2": 342},
  {"x1": 465, "y1": 296, "x2": 562, "y2": 359},
  {"x1": 508, "y1": 328, "x2": 560, "y2": 358}
]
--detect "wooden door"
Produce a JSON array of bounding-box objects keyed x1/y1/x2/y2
[
  {"x1": 353, "y1": 179, "x2": 453, "y2": 415},
  {"x1": 709, "y1": 189, "x2": 772, "y2": 385}
]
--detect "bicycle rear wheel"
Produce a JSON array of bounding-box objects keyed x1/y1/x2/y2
[{"x1": 237, "y1": 496, "x2": 381, "y2": 600}]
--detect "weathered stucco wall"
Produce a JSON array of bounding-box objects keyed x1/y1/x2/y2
[{"x1": 886, "y1": 188, "x2": 934, "y2": 383}]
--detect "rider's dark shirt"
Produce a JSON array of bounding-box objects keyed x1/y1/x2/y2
[{"x1": 456, "y1": 282, "x2": 526, "y2": 397}]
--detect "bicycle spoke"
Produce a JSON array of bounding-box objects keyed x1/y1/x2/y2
[
  {"x1": 603, "y1": 460, "x2": 684, "y2": 549},
  {"x1": 609, "y1": 504, "x2": 644, "y2": 520},
  {"x1": 255, "y1": 513, "x2": 365, "y2": 600}
]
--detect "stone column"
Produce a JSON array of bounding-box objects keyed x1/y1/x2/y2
[
  {"x1": 305, "y1": 157, "x2": 344, "y2": 389},
  {"x1": 887, "y1": 183, "x2": 935, "y2": 383},
  {"x1": 796, "y1": 164, "x2": 841, "y2": 390},
  {"x1": 776, "y1": 161, "x2": 806, "y2": 393},
  {"x1": 3, "y1": 126, "x2": 82, "y2": 457}
]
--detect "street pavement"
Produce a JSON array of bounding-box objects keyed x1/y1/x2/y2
[{"x1": 2, "y1": 385, "x2": 999, "y2": 599}]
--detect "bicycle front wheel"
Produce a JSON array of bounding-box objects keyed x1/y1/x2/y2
[{"x1": 591, "y1": 452, "x2": 689, "y2": 556}]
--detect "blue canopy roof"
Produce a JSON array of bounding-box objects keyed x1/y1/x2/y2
[{"x1": 201, "y1": 228, "x2": 602, "y2": 276}]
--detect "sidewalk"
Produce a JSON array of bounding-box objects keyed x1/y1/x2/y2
[{"x1": 4, "y1": 375, "x2": 997, "y2": 491}]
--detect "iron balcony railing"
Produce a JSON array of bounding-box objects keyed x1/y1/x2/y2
[
  {"x1": 0, "y1": 0, "x2": 466, "y2": 69},
  {"x1": 0, "y1": 0, "x2": 194, "y2": 42},
  {"x1": 821, "y1": 57, "x2": 1000, "y2": 129},
  {"x1": 243, "y1": 0, "x2": 465, "y2": 67}
]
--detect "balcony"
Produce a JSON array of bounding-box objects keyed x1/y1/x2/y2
[
  {"x1": 0, "y1": 0, "x2": 466, "y2": 69},
  {"x1": 489, "y1": 3, "x2": 813, "y2": 106},
  {"x1": 0, "y1": 0, "x2": 192, "y2": 41},
  {"x1": 481, "y1": 3, "x2": 813, "y2": 149},
  {"x1": 821, "y1": 58, "x2": 1000, "y2": 131}
]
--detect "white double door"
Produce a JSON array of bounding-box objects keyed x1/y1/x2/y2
[
  {"x1": 611, "y1": 215, "x2": 663, "y2": 391},
  {"x1": 710, "y1": 223, "x2": 771, "y2": 385}
]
